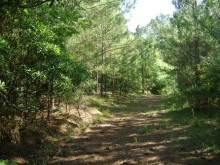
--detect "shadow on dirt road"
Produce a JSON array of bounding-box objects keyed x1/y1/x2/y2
[{"x1": 48, "y1": 95, "x2": 220, "y2": 165}]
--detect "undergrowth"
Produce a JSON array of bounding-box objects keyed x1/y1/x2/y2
[
  {"x1": 87, "y1": 96, "x2": 107, "y2": 108},
  {"x1": 93, "y1": 108, "x2": 111, "y2": 124},
  {"x1": 163, "y1": 96, "x2": 220, "y2": 154},
  {"x1": 86, "y1": 96, "x2": 112, "y2": 124},
  {"x1": 0, "y1": 160, "x2": 17, "y2": 165},
  {"x1": 138, "y1": 125, "x2": 155, "y2": 134}
]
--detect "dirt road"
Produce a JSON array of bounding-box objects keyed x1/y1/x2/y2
[{"x1": 48, "y1": 95, "x2": 218, "y2": 165}]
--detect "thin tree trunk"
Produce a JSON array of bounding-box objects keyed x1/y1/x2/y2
[
  {"x1": 194, "y1": 39, "x2": 200, "y2": 85},
  {"x1": 104, "y1": 74, "x2": 107, "y2": 96},
  {"x1": 141, "y1": 64, "x2": 144, "y2": 94},
  {"x1": 96, "y1": 72, "x2": 99, "y2": 94},
  {"x1": 47, "y1": 75, "x2": 54, "y2": 119},
  {"x1": 100, "y1": 73, "x2": 104, "y2": 97},
  {"x1": 193, "y1": 0, "x2": 201, "y2": 109},
  {"x1": 100, "y1": 39, "x2": 104, "y2": 97},
  {"x1": 112, "y1": 76, "x2": 115, "y2": 95},
  {"x1": 119, "y1": 77, "x2": 123, "y2": 96}
]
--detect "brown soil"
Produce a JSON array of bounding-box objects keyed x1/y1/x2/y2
[{"x1": 1, "y1": 95, "x2": 219, "y2": 165}]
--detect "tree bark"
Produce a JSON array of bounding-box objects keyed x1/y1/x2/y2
[
  {"x1": 47, "y1": 75, "x2": 54, "y2": 119},
  {"x1": 141, "y1": 64, "x2": 144, "y2": 94},
  {"x1": 96, "y1": 72, "x2": 99, "y2": 94},
  {"x1": 104, "y1": 74, "x2": 107, "y2": 96}
]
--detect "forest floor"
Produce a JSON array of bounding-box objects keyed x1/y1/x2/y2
[{"x1": 1, "y1": 95, "x2": 220, "y2": 165}]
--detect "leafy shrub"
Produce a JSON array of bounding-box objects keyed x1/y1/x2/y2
[{"x1": 0, "y1": 160, "x2": 17, "y2": 165}]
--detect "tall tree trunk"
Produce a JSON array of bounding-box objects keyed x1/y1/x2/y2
[
  {"x1": 100, "y1": 73, "x2": 104, "y2": 97},
  {"x1": 194, "y1": 39, "x2": 200, "y2": 85},
  {"x1": 193, "y1": 0, "x2": 200, "y2": 85},
  {"x1": 96, "y1": 72, "x2": 99, "y2": 94},
  {"x1": 119, "y1": 77, "x2": 123, "y2": 96},
  {"x1": 47, "y1": 75, "x2": 54, "y2": 119},
  {"x1": 112, "y1": 63, "x2": 115, "y2": 95},
  {"x1": 193, "y1": 0, "x2": 201, "y2": 109},
  {"x1": 100, "y1": 38, "x2": 105, "y2": 97},
  {"x1": 104, "y1": 74, "x2": 107, "y2": 96},
  {"x1": 141, "y1": 64, "x2": 144, "y2": 94},
  {"x1": 112, "y1": 75, "x2": 115, "y2": 95}
]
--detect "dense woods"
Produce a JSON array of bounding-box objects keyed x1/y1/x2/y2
[{"x1": 0, "y1": 0, "x2": 220, "y2": 163}]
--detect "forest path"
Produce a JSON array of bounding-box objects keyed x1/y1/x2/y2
[{"x1": 49, "y1": 95, "x2": 216, "y2": 165}]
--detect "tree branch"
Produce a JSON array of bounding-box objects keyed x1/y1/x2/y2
[{"x1": 0, "y1": 0, "x2": 54, "y2": 9}]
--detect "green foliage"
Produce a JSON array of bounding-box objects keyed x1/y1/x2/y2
[
  {"x1": 0, "y1": 160, "x2": 17, "y2": 165},
  {"x1": 78, "y1": 121, "x2": 90, "y2": 131},
  {"x1": 151, "y1": 78, "x2": 166, "y2": 95},
  {"x1": 0, "y1": 80, "x2": 6, "y2": 92},
  {"x1": 0, "y1": 0, "x2": 91, "y2": 142},
  {"x1": 147, "y1": 0, "x2": 220, "y2": 108},
  {"x1": 2, "y1": 0, "x2": 220, "y2": 154},
  {"x1": 137, "y1": 125, "x2": 155, "y2": 134},
  {"x1": 87, "y1": 97, "x2": 106, "y2": 108},
  {"x1": 100, "y1": 108, "x2": 111, "y2": 117},
  {"x1": 200, "y1": 52, "x2": 220, "y2": 106},
  {"x1": 161, "y1": 102, "x2": 220, "y2": 154},
  {"x1": 66, "y1": 0, "x2": 161, "y2": 96},
  {"x1": 93, "y1": 115, "x2": 106, "y2": 124}
]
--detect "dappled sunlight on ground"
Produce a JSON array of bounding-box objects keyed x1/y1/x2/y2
[
  {"x1": 1, "y1": 95, "x2": 220, "y2": 164},
  {"x1": 45, "y1": 95, "x2": 220, "y2": 164}
]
